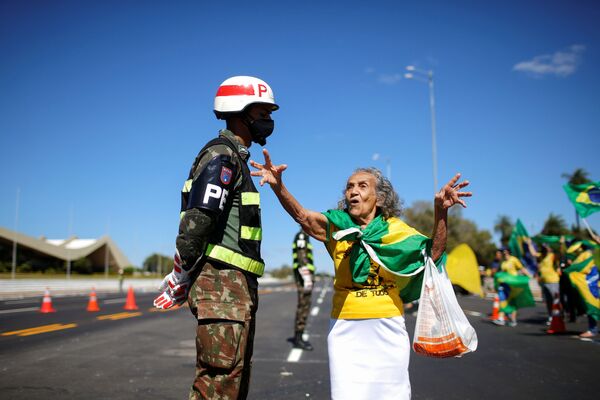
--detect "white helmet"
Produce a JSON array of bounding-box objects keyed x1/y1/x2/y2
[{"x1": 214, "y1": 76, "x2": 279, "y2": 119}]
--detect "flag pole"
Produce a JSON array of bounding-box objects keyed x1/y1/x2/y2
[{"x1": 581, "y1": 218, "x2": 599, "y2": 244}]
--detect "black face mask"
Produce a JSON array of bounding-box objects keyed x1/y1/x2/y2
[{"x1": 247, "y1": 117, "x2": 274, "y2": 146}]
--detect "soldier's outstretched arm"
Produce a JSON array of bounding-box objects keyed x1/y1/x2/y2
[{"x1": 250, "y1": 148, "x2": 327, "y2": 242}]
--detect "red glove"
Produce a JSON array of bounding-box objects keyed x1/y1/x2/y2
[{"x1": 153, "y1": 251, "x2": 192, "y2": 309}]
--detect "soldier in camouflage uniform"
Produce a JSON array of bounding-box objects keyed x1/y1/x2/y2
[
  {"x1": 290, "y1": 229, "x2": 315, "y2": 350},
  {"x1": 154, "y1": 76, "x2": 279, "y2": 400}
]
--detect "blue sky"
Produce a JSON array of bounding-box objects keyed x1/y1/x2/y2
[{"x1": 1, "y1": 0, "x2": 599, "y2": 274}]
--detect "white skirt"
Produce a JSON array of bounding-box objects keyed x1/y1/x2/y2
[{"x1": 328, "y1": 316, "x2": 411, "y2": 400}]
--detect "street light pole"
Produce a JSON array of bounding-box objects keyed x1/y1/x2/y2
[
  {"x1": 427, "y1": 70, "x2": 438, "y2": 192},
  {"x1": 11, "y1": 188, "x2": 20, "y2": 279},
  {"x1": 372, "y1": 153, "x2": 392, "y2": 181},
  {"x1": 405, "y1": 66, "x2": 438, "y2": 193}
]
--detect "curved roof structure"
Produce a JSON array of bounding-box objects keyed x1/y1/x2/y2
[{"x1": 0, "y1": 226, "x2": 131, "y2": 271}]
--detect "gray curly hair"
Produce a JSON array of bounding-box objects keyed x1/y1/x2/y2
[{"x1": 337, "y1": 167, "x2": 402, "y2": 219}]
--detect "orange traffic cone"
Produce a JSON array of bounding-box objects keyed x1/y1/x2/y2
[
  {"x1": 39, "y1": 288, "x2": 56, "y2": 313},
  {"x1": 489, "y1": 294, "x2": 500, "y2": 320},
  {"x1": 123, "y1": 285, "x2": 138, "y2": 310},
  {"x1": 547, "y1": 293, "x2": 566, "y2": 334},
  {"x1": 86, "y1": 288, "x2": 100, "y2": 312}
]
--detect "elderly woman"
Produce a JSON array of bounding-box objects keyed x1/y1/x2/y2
[{"x1": 251, "y1": 149, "x2": 471, "y2": 400}]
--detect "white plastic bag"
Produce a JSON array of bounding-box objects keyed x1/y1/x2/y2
[{"x1": 412, "y1": 254, "x2": 478, "y2": 358}]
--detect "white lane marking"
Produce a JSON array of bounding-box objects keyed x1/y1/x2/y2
[
  {"x1": 465, "y1": 310, "x2": 483, "y2": 317},
  {"x1": 310, "y1": 306, "x2": 319, "y2": 316},
  {"x1": 287, "y1": 348, "x2": 303, "y2": 362},
  {"x1": 103, "y1": 298, "x2": 126, "y2": 304},
  {"x1": 317, "y1": 298, "x2": 323, "y2": 304},
  {"x1": 0, "y1": 307, "x2": 39, "y2": 315},
  {"x1": 4, "y1": 299, "x2": 39, "y2": 305}
]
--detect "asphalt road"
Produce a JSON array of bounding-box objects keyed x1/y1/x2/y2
[{"x1": 0, "y1": 279, "x2": 598, "y2": 400}]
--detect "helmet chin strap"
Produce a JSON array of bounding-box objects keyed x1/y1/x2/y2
[{"x1": 241, "y1": 112, "x2": 258, "y2": 143}]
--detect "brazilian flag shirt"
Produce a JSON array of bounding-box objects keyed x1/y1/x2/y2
[
  {"x1": 323, "y1": 210, "x2": 443, "y2": 320},
  {"x1": 501, "y1": 256, "x2": 525, "y2": 276}
]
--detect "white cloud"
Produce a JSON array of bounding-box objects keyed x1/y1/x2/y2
[
  {"x1": 364, "y1": 67, "x2": 404, "y2": 85},
  {"x1": 377, "y1": 73, "x2": 402, "y2": 85},
  {"x1": 513, "y1": 44, "x2": 586, "y2": 77}
]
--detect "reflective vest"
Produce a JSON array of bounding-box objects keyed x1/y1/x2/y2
[
  {"x1": 292, "y1": 231, "x2": 315, "y2": 272},
  {"x1": 182, "y1": 136, "x2": 264, "y2": 276}
]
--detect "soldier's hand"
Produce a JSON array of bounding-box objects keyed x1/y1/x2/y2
[{"x1": 153, "y1": 251, "x2": 191, "y2": 309}]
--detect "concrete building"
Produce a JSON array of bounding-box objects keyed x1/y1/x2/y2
[{"x1": 0, "y1": 226, "x2": 131, "y2": 274}]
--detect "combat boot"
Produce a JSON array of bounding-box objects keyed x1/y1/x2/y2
[{"x1": 292, "y1": 331, "x2": 313, "y2": 351}]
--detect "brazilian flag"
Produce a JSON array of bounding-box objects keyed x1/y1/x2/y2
[
  {"x1": 508, "y1": 219, "x2": 538, "y2": 274},
  {"x1": 493, "y1": 272, "x2": 535, "y2": 313},
  {"x1": 508, "y1": 219, "x2": 529, "y2": 259},
  {"x1": 564, "y1": 250, "x2": 600, "y2": 321},
  {"x1": 323, "y1": 209, "x2": 445, "y2": 303},
  {"x1": 563, "y1": 181, "x2": 600, "y2": 218}
]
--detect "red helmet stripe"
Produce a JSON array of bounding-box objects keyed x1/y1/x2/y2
[{"x1": 216, "y1": 84, "x2": 255, "y2": 96}]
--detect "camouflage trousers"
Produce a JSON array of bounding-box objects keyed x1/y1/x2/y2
[
  {"x1": 188, "y1": 261, "x2": 258, "y2": 400},
  {"x1": 294, "y1": 270, "x2": 313, "y2": 333}
]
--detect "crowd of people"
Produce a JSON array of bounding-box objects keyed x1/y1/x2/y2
[{"x1": 488, "y1": 236, "x2": 599, "y2": 338}]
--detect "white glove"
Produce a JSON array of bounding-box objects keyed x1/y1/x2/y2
[
  {"x1": 153, "y1": 251, "x2": 192, "y2": 309},
  {"x1": 299, "y1": 266, "x2": 313, "y2": 293}
]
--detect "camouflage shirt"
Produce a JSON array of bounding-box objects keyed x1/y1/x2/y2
[{"x1": 176, "y1": 130, "x2": 249, "y2": 271}]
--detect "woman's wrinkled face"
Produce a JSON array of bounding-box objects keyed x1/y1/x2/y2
[{"x1": 345, "y1": 172, "x2": 380, "y2": 226}]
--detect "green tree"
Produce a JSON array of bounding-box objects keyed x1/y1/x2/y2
[
  {"x1": 143, "y1": 253, "x2": 174, "y2": 273},
  {"x1": 270, "y1": 264, "x2": 293, "y2": 279},
  {"x1": 403, "y1": 201, "x2": 496, "y2": 265},
  {"x1": 402, "y1": 201, "x2": 435, "y2": 235},
  {"x1": 561, "y1": 168, "x2": 591, "y2": 185},
  {"x1": 73, "y1": 257, "x2": 93, "y2": 274},
  {"x1": 540, "y1": 213, "x2": 569, "y2": 236},
  {"x1": 494, "y1": 215, "x2": 513, "y2": 248}
]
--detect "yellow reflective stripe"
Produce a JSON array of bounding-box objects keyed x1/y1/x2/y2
[
  {"x1": 180, "y1": 211, "x2": 186, "y2": 220},
  {"x1": 293, "y1": 263, "x2": 315, "y2": 272},
  {"x1": 241, "y1": 192, "x2": 260, "y2": 206},
  {"x1": 241, "y1": 226, "x2": 262, "y2": 240},
  {"x1": 182, "y1": 179, "x2": 193, "y2": 193},
  {"x1": 206, "y1": 244, "x2": 264, "y2": 276}
]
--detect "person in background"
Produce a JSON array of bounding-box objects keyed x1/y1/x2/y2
[
  {"x1": 559, "y1": 237, "x2": 586, "y2": 322},
  {"x1": 490, "y1": 249, "x2": 503, "y2": 275},
  {"x1": 492, "y1": 248, "x2": 533, "y2": 327},
  {"x1": 537, "y1": 243, "x2": 561, "y2": 325},
  {"x1": 290, "y1": 228, "x2": 316, "y2": 350},
  {"x1": 564, "y1": 241, "x2": 599, "y2": 339}
]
